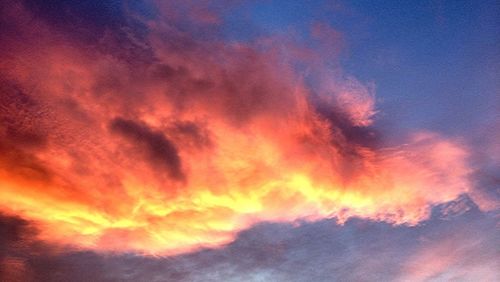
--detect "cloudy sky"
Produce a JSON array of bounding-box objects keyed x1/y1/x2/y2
[{"x1": 0, "y1": 0, "x2": 498, "y2": 281}]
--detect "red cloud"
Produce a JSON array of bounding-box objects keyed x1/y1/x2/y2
[{"x1": 0, "y1": 1, "x2": 474, "y2": 254}]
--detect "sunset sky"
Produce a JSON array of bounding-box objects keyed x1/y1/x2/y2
[{"x1": 0, "y1": 0, "x2": 498, "y2": 281}]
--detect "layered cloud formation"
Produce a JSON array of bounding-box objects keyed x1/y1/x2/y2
[
  {"x1": 0, "y1": 0, "x2": 482, "y2": 256},
  {"x1": 1, "y1": 197, "x2": 498, "y2": 281}
]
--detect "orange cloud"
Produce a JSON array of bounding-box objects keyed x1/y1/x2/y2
[{"x1": 0, "y1": 1, "x2": 473, "y2": 255}]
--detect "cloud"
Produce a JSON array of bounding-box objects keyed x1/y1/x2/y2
[
  {"x1": 0, "y1": 81, "x2": 53, "y2": 183},
  {"x1": 109, "y1": 117, "x2": 185, "y2": 181},
  {"x1": 0, "y1": 0, "x2": 487, "y2": 255},
  {"x1": 0, "y1": 199, "x2": 497, "y2": 281}
]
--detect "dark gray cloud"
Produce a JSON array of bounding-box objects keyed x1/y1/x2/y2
[{"x1": 109, "y1": 117, "x2": 185, "y2": 181}]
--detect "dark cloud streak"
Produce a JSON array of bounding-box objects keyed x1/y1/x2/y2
[{"x1": 109, "y1": 117, "x2": 185, "y2": 181}]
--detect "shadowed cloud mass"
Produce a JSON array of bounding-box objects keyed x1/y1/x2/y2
[{"x1": 109, "y1": 117, "x2": 185, "y2": 181}]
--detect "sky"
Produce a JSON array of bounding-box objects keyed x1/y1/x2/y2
[{"x1": 0, "y1": 0, "x2": 498, "y2": 281}]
